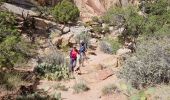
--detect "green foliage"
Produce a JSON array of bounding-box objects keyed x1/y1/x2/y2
[
  {"x1": 53, "y1": 83, "x2": 68, "y2": 91},
  {"x1": 102, "y1": 84, "x2": 119, "y2": 95},
  {"x1": 76, "y1": 31, "x2": 90, "y2": 48},
  {"x1": 72, "y1": 83, "x2": 90, "y2": 93},
  {"x1": 103, "y1": 1, "x2": 170, "y2": 43},
  {"x1": 92, "y1": 16, "x2": 99, "y2": 23},
  {"x1": 34, "y1": 63, "x2": 70, "y2": 81},
  {"x1": 53, "y1": 0, "x2": 80, "y2": 23},
  {"x1": 143, "y1": 0, "x2": 169, "y2": 15},
  {"x1": 92, "y1": 26, "x2": 103, "y2": 34},
  {"x1": 0, "y1": 11, "x2": 33, "y2": 68},
  {"x1": 43, "y1": 52, "x2": 66, "y2": 66},
  {"x1": 0, "y1": 72, "x2": 26, "y2": 91},
  {"x1": 100, "y1": 41, "x2": 113, "y2": 54},
  {"x1": 103, "y1": 6, "x2": 144, "y2": 43},
  {"x1": 130, "y1": 87, "x2": 156, "y2": 100},
  {"x1": 141, "y1": 0, "x2": 170, "y2": 35},
  {"x1": 100, "y1": 37, "x2": 121, "y2": 54},
  {"x1": 16, "y1": 92, "x2": 62, "y2": 100},
  {"x1": 119, "y1": 36, "x2": 170, "y2": 89}
]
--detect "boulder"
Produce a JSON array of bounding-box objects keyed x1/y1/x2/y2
[
  {"x1": 116, "y1": 48, "x2": 131, "y2": 56},
  {"x1": 89, "y1": 38, "x2": 98, "y2": 50},
  {"x1": 61, "y1": 33, "x2": 75, "y2": 46},
  {"x1": 90, "y1": 33, "x2": 101, "y2": 39},
  {"x1": 63, "y1": 26, "x2": 70, "y2": 34},
  {"x1": 109, "y1": 26, "x2": 114, "y2": 31},
  {"x1": 52, "y1": 37, "x2": 63, "y2": 48}
]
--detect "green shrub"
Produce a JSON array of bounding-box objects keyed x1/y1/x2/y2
[
  {"x1": 100, "y1": 37, "x2": 121, "y2": 54},
  {"x1": 72, "y1": 83, "x2": 90, "y2": 93},
  {"x1": 119, "y1": 36, "x2": 170, "y2": 89},
  {"x1": 102, "y1": 84, "x2": 119, "y2": 95},
  {"x1": 92, "y1": 26, "x2": 103, "y2": 34},
  {"x1": 103, "y1": 25, "x2": 110, "y2": 33},
  {"x1": 0, "y1": 11, "x2": 34, "y2": 68},
  {"x1": 53, "y1": 83, "x2": 68, "y2": 91},
  {"x1": 76, "y1": 31, "x2": 90, "y2": 48},
  {"x1": 16, "y1": 92, "x2": 62, "y2": 100},
  {"x1": 92, "y1": 16, "x2": 99, "y2": 23},
  {"x1": 0, "y1": 72, "x2": 26, "y2": 91},
  {"x1": 43, "y1": 52, "x2": 67, "y2": 66},
  {"x1": 53, "y1": 0, "x2": 80, "y2": 23},
  {"x1": 100, "y1": 41, "x2": 113, "y2": 54},
  {"x1": 34, "y1": 63, "x2": 70, "y2": 81}
]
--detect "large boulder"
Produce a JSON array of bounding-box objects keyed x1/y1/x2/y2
[
  {"x1": 89, "y1": 38, "x2": 98, "y2": 50},
  {"x1": 52, "y1": 37, "x2": 63, "y2": 48},
  {"x1": 116, "y1": 48, "x2": 131, "y2": 56}
]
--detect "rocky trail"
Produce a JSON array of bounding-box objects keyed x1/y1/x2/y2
[{"x1": 37, "y1": 46, "x2": 127, "y2": 100}]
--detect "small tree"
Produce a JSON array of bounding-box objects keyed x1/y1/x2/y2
[
  {"x1": 0, "y1": 11, "x2": 34, "y2": 69},
  {"x1": 53, "y1": 0, "x2": 80, "y2": 24}
]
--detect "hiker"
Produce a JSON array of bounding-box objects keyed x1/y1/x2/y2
[
  {"x1": 70, "y1": 46, "x2": 79, "y2": 72},
  {"x1": 79, "y1": 41, "x2": 86, "y2": 67}
]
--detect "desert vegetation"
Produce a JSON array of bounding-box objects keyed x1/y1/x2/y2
[{"x1": 0, "y1": 0, "x2": 170, "y2": 100}]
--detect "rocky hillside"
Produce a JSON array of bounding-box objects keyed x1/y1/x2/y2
[
  {"x1": 8, "y1": 0, "x2": 139, "y2": 21},
  {"x1": 74, "y1": 0, "x2": 139, "y2": 21}
]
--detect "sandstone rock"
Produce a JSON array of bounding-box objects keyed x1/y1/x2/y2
[
  {"x1": 109, "y1": 26, "x2": 114, "y2": 31},
  {"x1": 97, "y1": 68, "x2": 113, "y2": 80},
  {"x1": 74, "y1": 0, "x2": 139, "y2": 21},
  {"x1": 90, "y1": 33, "x2": 101, "y2": 39},
  {"x1": 61, "y1": 33, "x2": 75, "y2": 47},
  {"x1": 102, "y1": 23, "x2": 107, "y2": 28},
  {"x1": 89, "y1": 38, "x2": 98, "y2": 50},
  {"x1": 116, "y1": 48, "x2": 131, "y2": 56},
  {"x1": 1, "y1": 3, "x2": 38, "y2": 17},
  {"x1": 52, "y1": 37, "x2": 63, "y2": 48},
  {"x1": 90, "y1": 38, "x2": 98, "y2": 44},
  {"x1": 63, "y1": 26, "x2": 70, "y2": 34}
]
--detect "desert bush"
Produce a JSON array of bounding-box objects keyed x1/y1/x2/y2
[
  {"x1": 119, "y1": 36, "x2": 170, "y2": 89},
  {"x1": 16, "y1": 92, "x2": 62, "y2": 100},
  {"x1": 53, "y1": 0, "x2": 80, "y2": 24},
  {"x1": 0, "y1": 72, "x2": 26, "y2": 91},
  {"x1": 0, "y1": 11, "x2": 35, "y2": 69},
  {"x1": 92, "y1": 26, "x2": 103, "y2": 34},
  {"x1": 102, "y1": 84, "x2": 119, "y2": 95},
  {"x1": 100, "y1": 41, "x2": 113, "y2": 54},
  {"x1": 43, "y1": 52, "x2": 66, "y2": 66},
  {"x1": 76, "y1": 31, "x2": 90, "y2": 48},
  {"x1": 100, "y1": 37, "x2": 121, "y2": 54},
  {"x1": 72, "y1": 83, "x2": 89, "y2": 93},
  {"x1": 34, "y1": 63, "x2": 70, "y2": 81},
  {"x1": 103, "y1": 25, "x2": 110, "y2": 33},
  {"x1": 53, "y1": 83, "x2": 68, "y2": 91},
  {"x1": 92, "y1": 16, "x2": 99, "y2": 23}
]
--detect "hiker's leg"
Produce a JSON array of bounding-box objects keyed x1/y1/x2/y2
[
  {"x1": 73, "y1": 59, "x2": 77, "y2": 71},
  {"x1": 70, "y1": 59, "x2": 74, "y2": 72},
  {"x1": 81, "y1": 53, "x2": 85, "y2": 67}
]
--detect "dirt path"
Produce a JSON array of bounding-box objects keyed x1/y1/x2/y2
[{"x1": 38, "y1": 47, "x2": 127, "y2": 100}]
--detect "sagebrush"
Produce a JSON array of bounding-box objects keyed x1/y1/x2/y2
[{"x1": 119, "y1": 36, "x2": 170, "y2": 89}]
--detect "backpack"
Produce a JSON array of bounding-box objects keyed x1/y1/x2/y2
[{"x1": 70, "y1": 49, "x2": 77, "y2": 59}]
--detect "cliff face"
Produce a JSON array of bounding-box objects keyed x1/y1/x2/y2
[
  {"x1": 9, "y1": 0, "x2": 139, "y2": 22},
  {"x1": 74, "y1": 0, "x2": 139, "y2": 22}
]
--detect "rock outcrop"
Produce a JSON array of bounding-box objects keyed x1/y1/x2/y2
[{"x1": 74, "y1": 0, "x2": 139, "y2": 22}]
